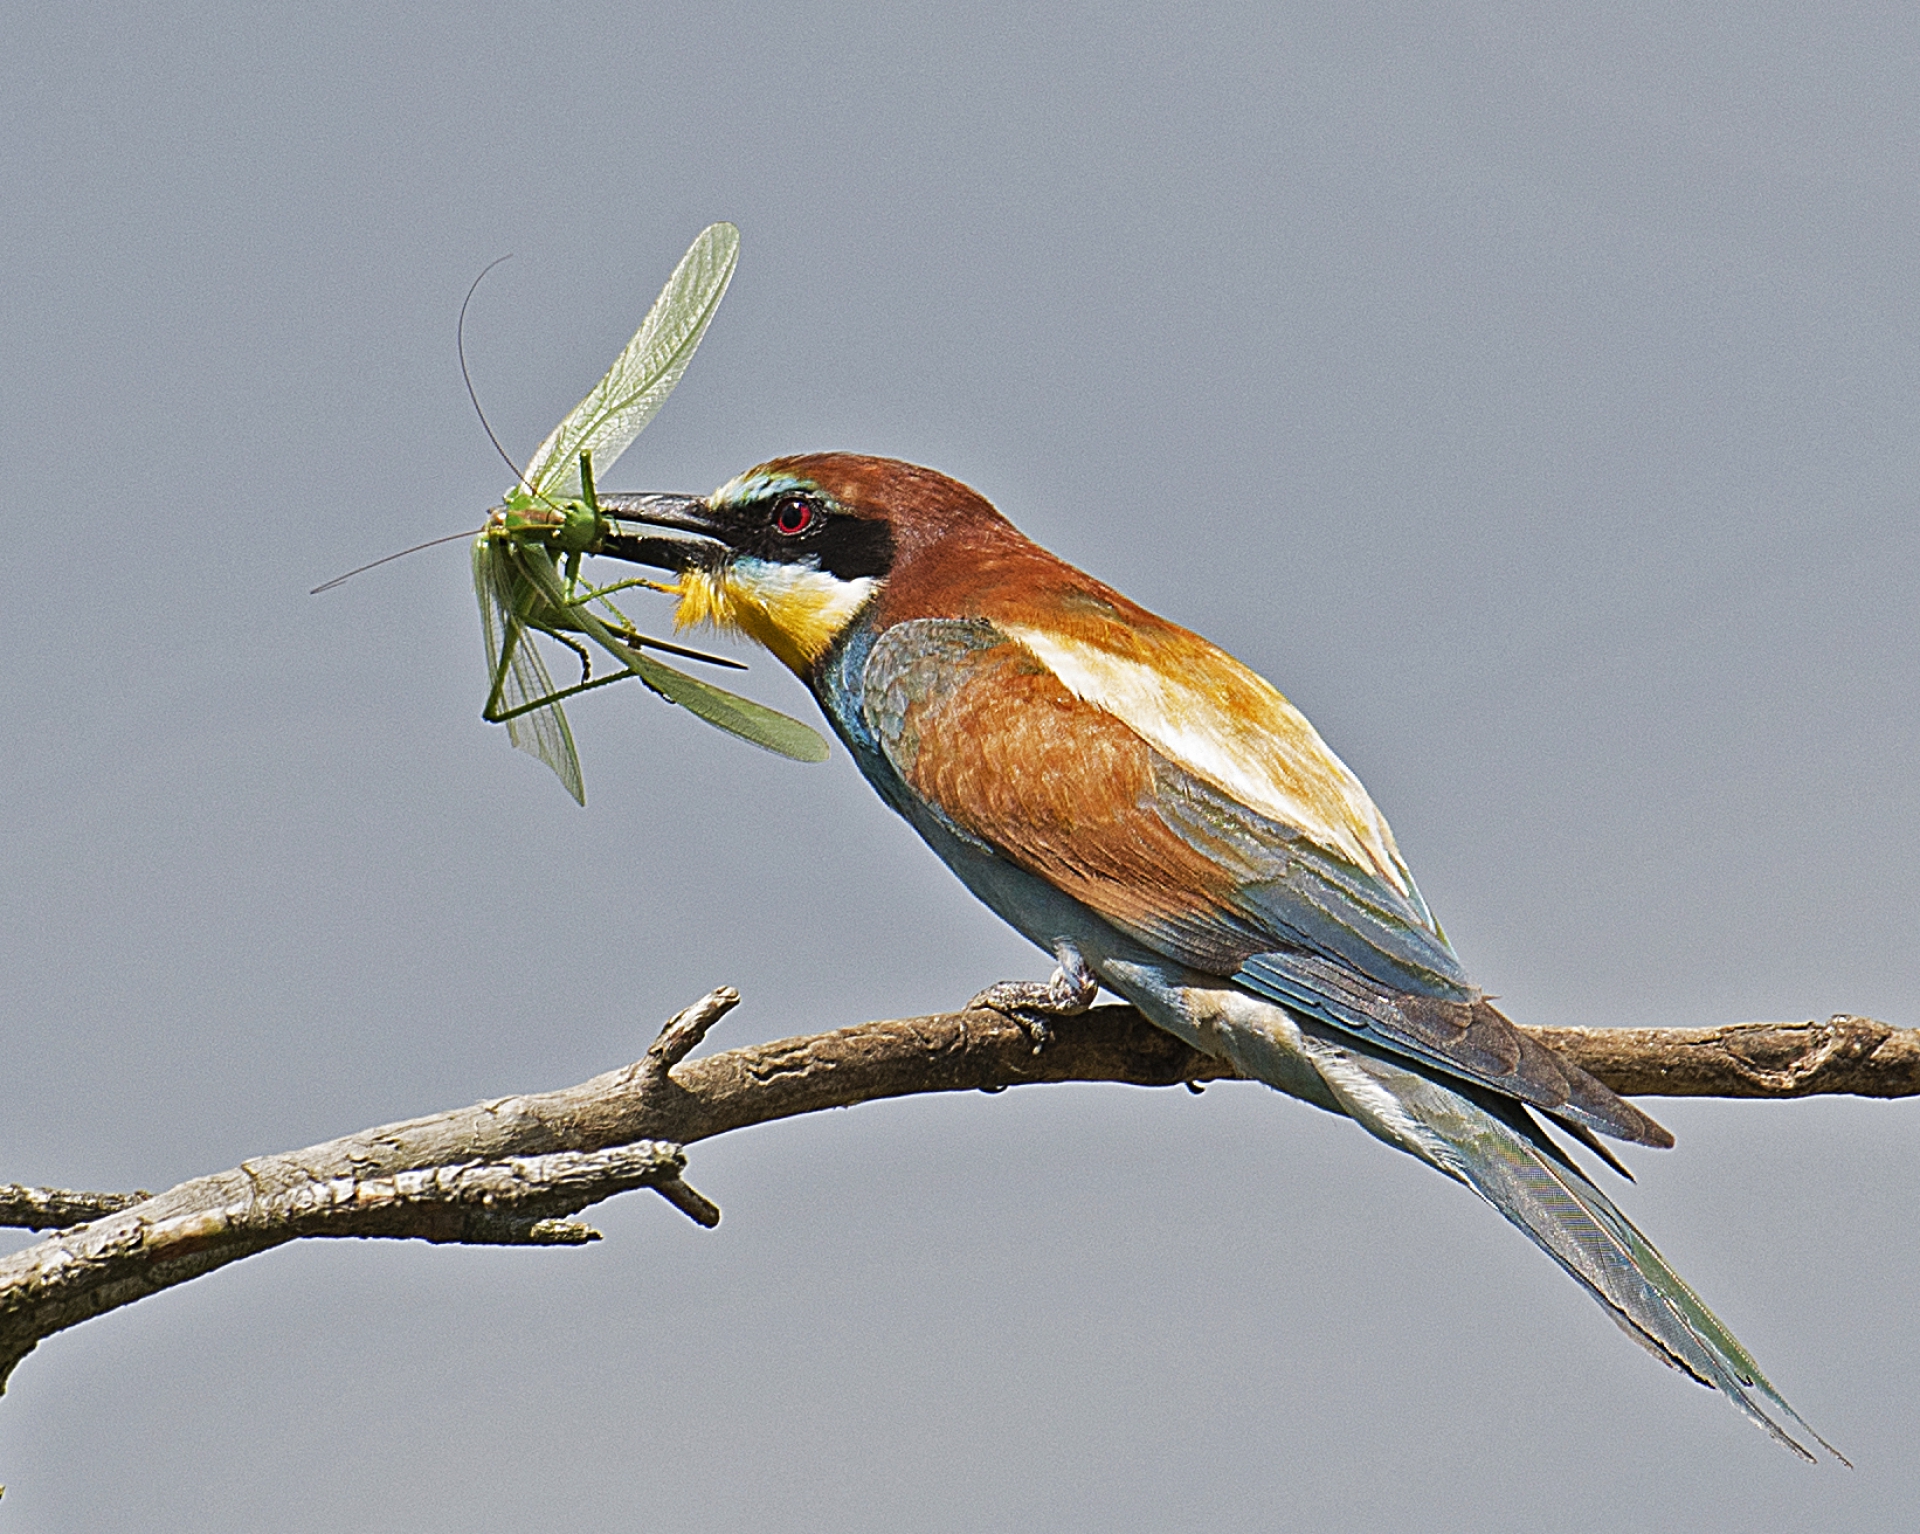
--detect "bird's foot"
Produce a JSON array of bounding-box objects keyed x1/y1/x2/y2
[{"x1": 968, "y1": 945, "x2": 1098, "y2": 1054}]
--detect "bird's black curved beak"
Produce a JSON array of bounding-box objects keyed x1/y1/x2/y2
[{"x1": 594, "y1": 492, "x2": 731, "y2": 574}]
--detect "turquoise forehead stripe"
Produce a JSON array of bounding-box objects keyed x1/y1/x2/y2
[{"x1": 710, "y1": 469, "x2": 818, "y2": 507}]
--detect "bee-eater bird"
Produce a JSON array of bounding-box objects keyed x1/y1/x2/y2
[{"x1": 595, "y1": 453, "x2": 1835, "y2": 1460}]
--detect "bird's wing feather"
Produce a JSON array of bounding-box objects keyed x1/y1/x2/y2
[
  {"x1": 1146, "y1": 757, "x2": 1465, "y2": 992},
  {"x1": 861, "y1": 616, "x2": 1668, "y2": 1147},
  {"x1": 862, "y1": 616, "x2": 1289, "y2": 970},
  {"x1": 1152, "y1": 764, "x2": 1670, "y2": 1146},
  {"x1": 998, "y1": 614, "x2": 1428, "y2": 912}
]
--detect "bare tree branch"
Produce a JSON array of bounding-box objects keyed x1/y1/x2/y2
[
  {"x1": 0, "y1": 1186, "x2": 150, "y2": 1231},
  {"x1": 1529, "y1": 1015, "x2": 1917, "y2": 1098},
  {"x1": 0, "y1": 995, "x2": 1911, "y2": 1396}
]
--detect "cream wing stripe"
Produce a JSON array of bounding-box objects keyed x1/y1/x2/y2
[{"x1": 1001, "y1": 621, "x2": 1412, "y2": 898}]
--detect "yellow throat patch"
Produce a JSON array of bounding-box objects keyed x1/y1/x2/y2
[{"x1": 673, "y1": 558, "x2": 880, "y2": 675}]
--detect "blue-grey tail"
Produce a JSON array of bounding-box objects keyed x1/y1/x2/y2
[
  {"x1": 1105, "y1": 952, "x2": 1850, "y2": 1466},
  {"x1": 1282, "y1": 1025, "x2": 1844, "y2": 1463},
  {"x1": 1095, "y1": 956, "x2": 1844, "y2": 1463}
]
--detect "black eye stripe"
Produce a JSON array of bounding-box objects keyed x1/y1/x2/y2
[{"x1": 733, "y1": 489, "x2": 896, "y2": 580}]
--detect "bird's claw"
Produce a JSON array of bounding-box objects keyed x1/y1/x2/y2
[
  {"x1": 965, "y1": 982, "x2": 1057, "y2": 1053},
  {"x1": 968, "y1": 947, "x2": 1098, "y2": 1054}
]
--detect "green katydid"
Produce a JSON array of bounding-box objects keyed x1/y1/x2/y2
[{"x1": 471, "y1": 221, "x2": 829, "y2": 803}]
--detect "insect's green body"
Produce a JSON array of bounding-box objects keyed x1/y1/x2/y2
[{"x1": 473, "y1": 223, "x2": 827, "y2": 802}]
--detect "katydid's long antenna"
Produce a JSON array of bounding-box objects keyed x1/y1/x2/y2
[
  {"x1": 317, "y1": 257, "x2": 555, "y2": 597},
  {"x1": 310, "y1": 528, "x2": 483, "y2": 595},
  {"x1": 459, "y1": 254, "x2": 533, "y2": 494}
]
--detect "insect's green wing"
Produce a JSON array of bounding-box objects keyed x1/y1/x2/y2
[
  {"x1": 515, "y1": 551, "x2": 830, "y2": 762},
  {"x1": 521, "y1": 223, "x2": 739, "y2": 503},
  {"x1": 616, "y1": 649, "x2": 832, "y2": 763},
  {"x1": 484, "y1": 221, "x2": 829, "y2": 778},
  {"x1": 473, "y1": 537, "x2": 587, "y2": 803}
]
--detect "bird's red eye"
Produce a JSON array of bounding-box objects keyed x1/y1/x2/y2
[{"x1": 773, "y1": 497, "x2": 814, "y2": 536}]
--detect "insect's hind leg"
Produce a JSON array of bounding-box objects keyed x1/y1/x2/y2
[{"x1": 541, "y1": 626, "x2": 594, "y2": 686}]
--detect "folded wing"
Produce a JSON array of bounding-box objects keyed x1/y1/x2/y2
[{"x1": 860, "y1": 613, "x2": 1668, "y2": 1148}]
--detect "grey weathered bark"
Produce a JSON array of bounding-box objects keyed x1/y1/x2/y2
[{"x1": 0, "y1": 993, "x2": 1912, "y2": 1396}]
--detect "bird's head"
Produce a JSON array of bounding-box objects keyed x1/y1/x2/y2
[{"x1": 598, "y1": 453, "x2": 1022, "y2": 677}]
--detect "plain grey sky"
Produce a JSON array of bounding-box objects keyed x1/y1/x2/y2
[{"x1": 3, "y1": 4, "x2": 1916, "y2": 1529}]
